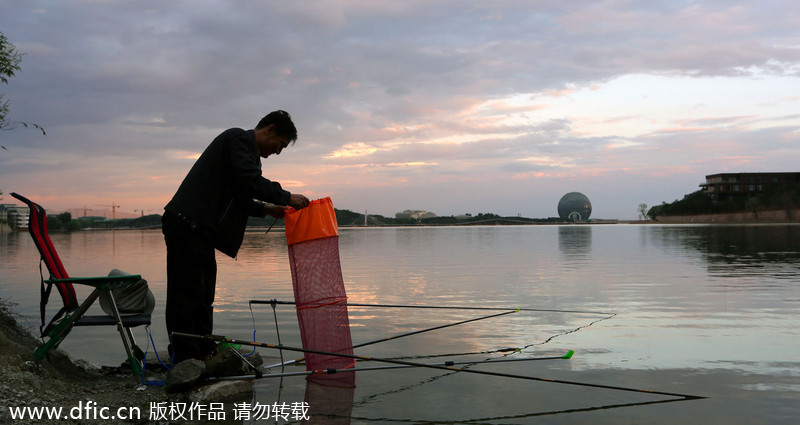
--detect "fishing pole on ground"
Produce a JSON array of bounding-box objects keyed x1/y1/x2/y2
[
  {"x1": 260, "y1": 306, "x2": 523, "y2": 370},
  {"x1": 172, "y1": 332, "x2": 705, "y2": 400},
  {"x1": 213, "y1": 350, "x2": 576, "y2": 381},
  {"x1": 253, "y1": 298, "x2": 615, "y2": 370},
  {"x1": 263, "y1": 347, "x2": 527, "y2": 371}
]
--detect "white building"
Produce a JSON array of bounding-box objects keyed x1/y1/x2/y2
[
  {"x1": 0, "y1": 204, "x2": 30, "y2": 230},
  {"x1": 395, "y1": 209, "x2": 437, "y2": 220}
]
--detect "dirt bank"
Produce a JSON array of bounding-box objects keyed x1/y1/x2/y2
[
  {"x1": 0, "y1": 300, "x2": 169, "y2": 424},
  {"x1": 653, "y1": 209, "x2": 798, "y2": 224}
]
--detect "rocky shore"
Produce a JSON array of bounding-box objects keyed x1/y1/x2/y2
[
  {"x1": 0, "y1": 300, "x2": 261, "y2": 424},
  {"x1": 0, "y1": 302, "x2": 175, "y2": 424}
]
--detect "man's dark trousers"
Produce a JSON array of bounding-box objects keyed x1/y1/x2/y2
[{"x1": 162, "y1": 211, "x2": 217, "y2": 363}]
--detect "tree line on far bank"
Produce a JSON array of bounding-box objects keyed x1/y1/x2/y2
[
  {"x1": 646, "y1": 183, "x2": 800, "y2": 220},
  {"x1": 44, "y1": 213, "x2": 164, "y2": 232},
  {"x1": 33, "y1": 183, "x2": 800, "y2": 232},
  {"x1": 44, "y1": 209, "x2": 568, "y2": 232}
]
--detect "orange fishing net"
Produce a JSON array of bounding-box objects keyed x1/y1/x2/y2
[{"x1": 285, "y1": 197, "x2": 355, "y2": 379}]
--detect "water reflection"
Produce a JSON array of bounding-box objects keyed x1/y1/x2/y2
[
  {"x1": 252, "y1": 365, "x2": 705, "y2": 424},
  {"x1": 648, "y1": 225, "x2": 800, "y2": 280},
  {"x1": 558, "y1": 225, "x2": 592, "y2": 260},
  {"x1": 252, "y1": 356, "x2": 712, "y2": 424},
  {"x1": 3, "y1": 226, "x2": 800, "y2": 423},
  {"x1": 649, "y1": 225, "x2": 800, "y2": 255},
  {"x1": 304, "y1": 376, "x2": 356, "y2": 425}
]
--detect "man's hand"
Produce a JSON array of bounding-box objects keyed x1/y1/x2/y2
[
  {"x1": 264, "y1": 203, "x2": 290, "y2": 218},
  {"x1": 288, "y1": 194, "x2": 310, "y2": 210}
]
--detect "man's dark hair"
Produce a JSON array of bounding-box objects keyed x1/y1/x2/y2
[{"x1": 256, "y1": 110, "x2": 297, "y2": 142}]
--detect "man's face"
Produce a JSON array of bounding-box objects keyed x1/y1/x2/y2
[{"x1": 258, "y1": 125, "x2": 291, "y2": 158}]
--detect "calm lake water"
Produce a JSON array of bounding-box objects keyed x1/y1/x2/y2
[{"x1": 1, "y1": 224, "x2": 799, "y2": 424}]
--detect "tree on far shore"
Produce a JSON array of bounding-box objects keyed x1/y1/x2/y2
[
  {"x1": 638, "y1": 203, "x2": 648, "y2": 220},
  {"x1": 647, "y1": 186, "x2": 800, "y2": 220}
]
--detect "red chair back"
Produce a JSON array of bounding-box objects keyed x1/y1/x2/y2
[{"x1": 10, "y1": 193, "x2": 79, "y2": 310}]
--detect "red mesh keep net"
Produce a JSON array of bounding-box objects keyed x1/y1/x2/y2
[{"x1": 285, "y1": 198, "x2": 355, "y2": 379}]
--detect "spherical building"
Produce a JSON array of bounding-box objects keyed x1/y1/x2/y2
[{"x1": 558, "y1": 192, "x2": 592, "y2": 221}]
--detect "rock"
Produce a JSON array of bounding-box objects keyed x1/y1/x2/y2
[
  {"x1": 42, "y1": 348, "x2": 97, "y2": 379},
  {"x1": 114, "y1": 350, "x2": 172, "y2": 370},
  {"x1": 187, "y1": 380, "x2": 253, "y2": 404},
  {"x1": 22, "y1": 360, "x2": 39, "y2": 373},
  {"x1": 164, "y1": 359, "x2": 206, "y2": 393},
  {"x1": 206, "y1": 348, "x2": 263, "y2": 378}
]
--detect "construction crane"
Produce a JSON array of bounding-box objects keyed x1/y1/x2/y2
[
  {"x1": 95, "y1": 202, "x2": 121, "y2": 220},
  {"x1": 82, "y1": 205, "x2": 94, "y2": 217}
]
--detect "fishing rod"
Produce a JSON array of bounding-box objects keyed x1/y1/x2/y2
[
  {"x1": 262, "y1": 308, "x2": 521, "y2": 370},
  {"x1": 353, "y1": 308, "x2": 518, "y2": 349},
  {"x1": 250, "y1": 299, "x2": 614, "y2": 316},
  {"x1": 212, "y1": 350, "x2": 575, "y2": 381},
  {"x1": 173, "y1": 332, "x2": 705, "y2": 400}
]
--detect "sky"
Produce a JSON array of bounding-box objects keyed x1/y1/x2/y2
[{"x1": 1, "y1": 1, "x2": 799, "y2": 220}]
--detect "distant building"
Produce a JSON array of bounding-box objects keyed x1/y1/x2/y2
[
  {"x1": 0, "y1": 204, "x2": 11, "y2": 225},
  {"x1": 557, "y1": 192, "x2": 592, "y2": 221},
  {"x1": 0, "y1": 204, "x2": 30, "y2": 230},
  {"x1": 395, "y1": 209, "x2": 437, "y2": 220},
  {"x1": 700, "y1": 172, "x2": 800, "y2": 202}
]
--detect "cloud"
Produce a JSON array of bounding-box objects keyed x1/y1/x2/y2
[
  {"x1": 327, "y1": 142, "x2": 383, "y2": 158},
  {"x1": 1, "y1": 1, "x2": 800, "y2": 218}
]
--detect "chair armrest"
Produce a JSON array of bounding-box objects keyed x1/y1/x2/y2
[{"x1": 45, "y1": 274, "x2": 142, "y2": 291}]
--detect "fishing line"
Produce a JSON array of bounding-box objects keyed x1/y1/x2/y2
[
  {"x1": 348, "y1": 314, "x2": 613, "y2": 404},
  {"x1": 251, "y1": 298, "x2": 614, "y2": 316},
  {"x1": 253, "y1": 299, "x2": 614, "y2": 368},
  {"x1": 353, "y1": 308, "x2": 519, "y2": 349},
  {"x1": 260, "y1": 308, "x2": 521, "y2": 370},
  {"x1": 263, "y1": 347, "x2": 522, "y2": 370},
  {"x1": 506, "y1": 313, "x2": 617, "y2": 356},
  {"x1": 173, "y1": 333, "x2": 705, "y2": 400},
  {"x1": 350, "y1": 349, "x2": 536, "y2": 408},
  {"x1": 215, "y1": 352, "x2": 573, "y2": 380}
]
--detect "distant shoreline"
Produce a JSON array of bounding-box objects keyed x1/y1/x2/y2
[
  {"x1": 652, "y1": 209, "x2": 798, "y2": 224},
  {"x1": 6, "y1": 213, "x2": 798, "y2": 235}
]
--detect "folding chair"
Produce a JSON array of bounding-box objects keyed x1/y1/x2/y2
[{"x1": 11, "y1": 192, "x2": 152, "y2": 375}]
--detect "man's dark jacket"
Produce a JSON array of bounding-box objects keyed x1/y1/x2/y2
[{"x1": 165, "y1": 128, "x2": 291, "y2": 258}]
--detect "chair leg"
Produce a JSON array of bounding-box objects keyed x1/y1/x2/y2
[
  {"x1": 125, "y1": 327, "x2": 145, "y2": 359},
  {"x1": 106, "y1": 291, "x2": 144, "y2": 376},
  {"x1": 34, "y1": 289, "x2": 102, "y2": 360},
  {"x1": 35, "y1": 288, "x2": 147, "y2": 376}
]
